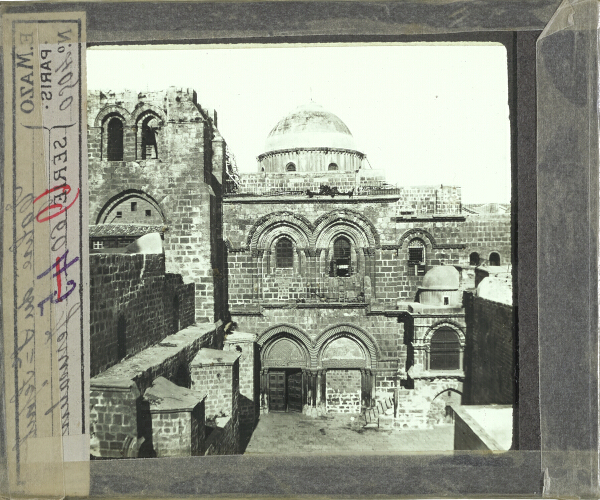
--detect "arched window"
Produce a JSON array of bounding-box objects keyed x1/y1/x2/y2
[
  {"x1": 140, "y1": 114, "x2": 159, "y2": 159},
  {"x1": 106, "y1": 117, "x2": 124, "y2": 161},
  {"x1": 286, "y1": 162, "x2": 296, "y2": 172},
  {"x1": 469, "y1": 252, "x2": 480, "y2": 266},
  {"x1": 276, "y1": 238, "x2": 294, "y2": 268},
  {"x1": 408, "y1": 238, "x2": 426, "y2": 276},
  {"x1": 430, "y1": 328, "x2": 460, "y2": 370},
  {"x1": 332, "y1": 236, "x2": 351, "y2": 277},
  {"x1": 116, "y1": 315, "x2": 127, "y2": 361},
  {"x1": 328, "y1": 163, "x2": 338, "y2": 171},
  {"x1": 489, "y1": 252, "x2": 501, "y2": 266}
]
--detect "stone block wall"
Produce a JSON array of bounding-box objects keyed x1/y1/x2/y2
[
  {"x1": 90, "y1": 253, "x2": 195, "y2": 377},
  {"x1": 463, "y1": 293, "x2": 514, "y2": 405},
  {"x1": 326, "y1": 369, "x2": 361, "y2": 413},
  {"x1": 190, "y1": 353, "x2": 240, "y2": 420},
  {"x1": 88, "y1": 88, "x2": 227, "y2": 324},
  {"x1": 90, "y1": 382, "x2": 140, "y2": 458},
  {"x1": 150, "y1": 405, "x2": 205, "y2": 458}
]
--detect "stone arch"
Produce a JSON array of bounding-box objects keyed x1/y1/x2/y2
[
  {"x1": 95, "y1": 189, "x2": 166, "y2": 224},
  {"x1": 313, "y1": 209, "x2": 379, "y2": 248},
  {"x1": 94, "y1": 104, "x2": 132, "y2": 128},
  {"x1": 257, "y1": 325, "x2": 313, "y2": 369},
  {"x1": 423, "y1": 321, "x2": 466, "y2": 346},
  {"x1": 131, "y1": 106, "x2": 167, "y2": 160},
  {"x1": 432, "y1": 386, "x2": 463, "y2": 401},
  {"x1": 247, "y1": 211, "x2": 313, "y2": 251},
  {"x1": 398, "y1": 228, "x2": 437, "y2": 250},
  {"x1": 314, "y1": 324, "x2": 381, "y2": 369},
  {"x1": 256, "y1": 224, "x2": 311, "y2": 252}
]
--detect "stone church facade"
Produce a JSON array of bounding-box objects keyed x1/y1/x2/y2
[{"x1": 86, "y1": 90, "x2": 512, "y2": 458}]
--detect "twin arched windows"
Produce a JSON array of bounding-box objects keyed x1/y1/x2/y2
[
  {"x1": 101, "y1": 110, "x2": 162, "y2": 161},
  {"x1": 430, "y1": 328, "x2": 461, "y2": 370}
]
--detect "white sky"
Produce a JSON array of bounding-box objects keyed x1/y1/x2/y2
[{"x1": 88, "y1": 44, "x2": 511, "y2": 204}]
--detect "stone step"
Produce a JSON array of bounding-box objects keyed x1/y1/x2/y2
[{"x1": 364, "y1": 422, "x2": 379, "y2": 429}]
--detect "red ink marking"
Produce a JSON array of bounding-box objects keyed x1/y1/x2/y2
[{"x1": 33, "y1": 184, "x2": 80, "y2": 223}]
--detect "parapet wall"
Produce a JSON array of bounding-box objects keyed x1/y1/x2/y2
[{"x1": 90, "y1": 253, "x2": 195, "y2": 377}]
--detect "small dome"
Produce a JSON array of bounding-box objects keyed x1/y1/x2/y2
[
  {"x1": 264, "y1": 102, "x2": 360, "y2": 153},
  {"x1": 421, "y1": 266, "x2": 460, "y2": 290}
]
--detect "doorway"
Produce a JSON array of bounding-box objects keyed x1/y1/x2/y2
[{"x1": 268, "y1": 369, "x2": 303, "y2": 412}]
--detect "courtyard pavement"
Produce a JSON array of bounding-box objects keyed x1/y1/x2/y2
[{"x1": 244, "y1": 412, "x2": 454, "y2": 455}]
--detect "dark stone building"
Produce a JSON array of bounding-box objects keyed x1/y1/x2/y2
[{"x1": 87, "y1": 92, "x2": 514, "y2": 458}]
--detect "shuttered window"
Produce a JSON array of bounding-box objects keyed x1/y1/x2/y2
[{"x1": 430, "y1": 328, "x2": 460, "y2": 370}]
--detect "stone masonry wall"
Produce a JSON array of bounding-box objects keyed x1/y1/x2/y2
[
  {"x1": 224, "y1": 196, "x2": 510, "y2": 307},
  {"x1": 326, "y1": 369, "x2": 361, "y2": 413},
  {"x1": 90, "y1": 253, "x2": 195, "y2": 377},
  {"x1": 150, "y1": 405, "x2": 205, "y2": 458},
  {"x1": 463, "y1": 293, "x2": 515, "y2": 405},
  {"x1": 88, "y1": 88, "x2": 227, "y2": 323},
  {"x1": 90, "y1": 383, "x2": 140, "y2": 458},
  {"x1": 191, "y1": 358, "x2": 240, "y2": 420}
]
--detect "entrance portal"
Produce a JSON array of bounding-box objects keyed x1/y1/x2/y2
[{"x1": 268, "y1": 369, "x2": 303, "y2": 412}]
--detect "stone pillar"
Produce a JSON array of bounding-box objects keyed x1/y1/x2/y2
[
  {"x1": 143, "y1": 377, "x2": 207, "y2": 458},
  {"x1": 224, "y1": 332, "x2": 257, "y2": 449}
]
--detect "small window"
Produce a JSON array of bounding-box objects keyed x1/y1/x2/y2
[
  {"x1": 276, "y1": 238, "x2": 294, "y2": 268},
  {"x1": 92, "y1": 240, "x2": 104, "y2": 249},
  {"x1": 443, "y1": 296, "x2": 449, "y2": 306},
  {"x1": 131, "y1": 201, "x2": 137, "y2": 212},
  {"x1": 408, "y1": 239, "x2": 425, "y2": 276},
  {"x1": 106, "y1": 117, "x2": 124, "y2": 161},
  {"x1": 145, "y1": 209, "x2": 152, "y2": 217},
  {"x1": 328, "y1": 163, "x2": 338, "y2": 171},
  {"x1": 469, "y1": 252, "x2": 480, "y2": 266},
  {"x1": 430, "y1": 328, "x2": 460, "y2": 370},
  {"x1": 489, "y1": 252, "x2": 501, "y2": 266},
  {"x1": 332, "y1": 236, "x2": 351, "y2": 277},
  {"x1": 141, "y1": 115, "x2": 159, "y2": 159},
  {"x1": 286, "y1": 162, "x2": 296, "y2": 172},
  {"x1": 116, "y1": 211, "x2": 122, "y2": 219}
]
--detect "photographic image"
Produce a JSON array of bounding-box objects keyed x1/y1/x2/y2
[{"x1": 86, "y1": 43, "x2": 513, "y2": 459}]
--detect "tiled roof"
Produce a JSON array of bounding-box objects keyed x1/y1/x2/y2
[{"x1": 89, "y1": 224, "x2": 166, "y2": 238}]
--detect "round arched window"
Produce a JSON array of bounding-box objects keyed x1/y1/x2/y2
[
  {"x1": 489, "y1": 252, "x2": 501, "y2": 266},
  {"x1": 469, "y1": 252, "x2": 480, "y2": 266},
  {"x1": 106, "y1": 117, "x2": 124, "y2": 161},
  {"x1": 430, "y1": 328, "x2": 460, "y2": 370},
  {"x1": 328, "y1": 163, "x2": 338, "y2": 171},
  {"x1": 286, "y1": 162, "x2": 296, "y2": 172},
  {"x1": 276, "y1": 238, "x2": 294, "y2": 268},
  {"x1": 332, "y1": 236, "x2": 351, "y2": 277}
]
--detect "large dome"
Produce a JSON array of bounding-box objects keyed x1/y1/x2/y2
[{"x1": 264, "y1": 102, "x2": 360, "y2": 153}]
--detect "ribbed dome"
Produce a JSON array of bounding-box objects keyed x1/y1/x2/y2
[
  {"x1": 421, "y1": 266, "x2": 460, "y2": 290},
  {"x1": 264, "y1": 102, "x2": 359, "y2": 153}
]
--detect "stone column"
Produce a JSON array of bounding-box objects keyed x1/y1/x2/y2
[{"x1": 224, "y1": 332, "x2": 257, "y2": 449}]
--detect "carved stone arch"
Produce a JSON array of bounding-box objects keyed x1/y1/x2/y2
[
  {"x1": 247, "y1": 211, "x2": 313, "y2": 251},
  {"x1": 257, "y1": 324, "x2": 315, "y2": 368},
  {"x1": 314, "y1": 324, "x2": 381, "y2": 369},
  {"x1": 95, "y1": 189, "x2": 167, "y2": 224},
  {"x1": 423, "y1": 321, "x2": 466, "y2": 347},
  {"x1": 130, "y1": 103, "x2": 167, "y2": 125},
  {"x1": 257, "y1": 224, "x2": 311, "y2": 252},
  {"x1": 313, "y1": 209, "x2": 379, "y2": 248},
  {"x1": 94, "y1": 104, "x2": 132, "y2": 128},
  {"x1": 315, "y1": 221, "x2": 370, "y2": 250},
  {"x1": 399, "y1": 228, "x2": 437, "y2": 250}
]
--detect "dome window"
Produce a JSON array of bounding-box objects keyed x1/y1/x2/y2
[
  {"x1": 328, "y1": 163, "x2": 338, "y2": 171},
  {"x1": 286, "y1": 162, "x2": 296, "y2": 172}
]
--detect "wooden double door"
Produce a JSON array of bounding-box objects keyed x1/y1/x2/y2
[{"x1": 268, "y1": 369, "x2": 303, "y2": 412}]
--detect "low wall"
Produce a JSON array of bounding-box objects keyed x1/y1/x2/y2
[{"x1": 90, "y1": 323, "x2": 224, "y2": 458}]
